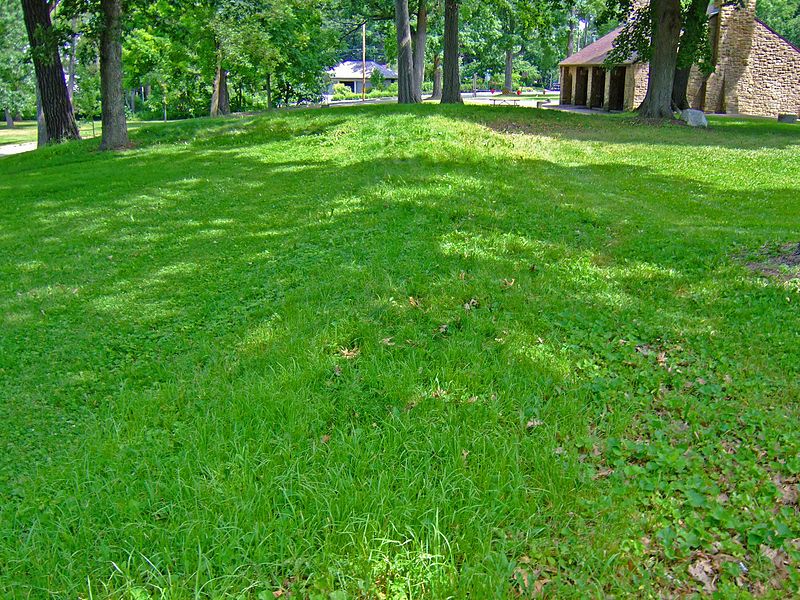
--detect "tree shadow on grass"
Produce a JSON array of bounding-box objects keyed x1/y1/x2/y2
[
  {"x1": 337, "y1": 103, "x2": 800, "y2": 151},
  {"x1": 1, "y1": 109, "x2": 799, "y2": 596}
]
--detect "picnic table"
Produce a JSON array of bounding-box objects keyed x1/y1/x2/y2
[{"x1": 489, "y1": 98, "x2": 520, "y2": 107}]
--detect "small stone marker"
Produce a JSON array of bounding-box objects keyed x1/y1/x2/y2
[
  {"x1": 777, "y1": 114, "x2": 797, "y2": 124},
  {"x1": 680, "y1": 109, "x2": 708, "y2": 128},
  {"x1": 537, "y1": 101, "x2": 547, "y2": 108}
]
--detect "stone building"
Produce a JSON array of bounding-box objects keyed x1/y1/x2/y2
[{"x1": 558, "y1": 0, "x2": 800, "y2": 117}]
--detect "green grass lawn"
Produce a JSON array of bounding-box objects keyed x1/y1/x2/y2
[
  {"x1": 1, "y1": 105, "x2": 799, "y2": 598},
  {"x1": 0, "y1": 120, "x2": 156, "y2": 147},
  {"x1": 0, "y1": 121, "x2": 39, "y2": 146}
]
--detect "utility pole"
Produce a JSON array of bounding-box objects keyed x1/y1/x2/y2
[{"x1": 362, "y1": 23, "x2": 367, "y2": 101}]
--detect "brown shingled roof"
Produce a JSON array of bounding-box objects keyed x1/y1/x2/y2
[{"x1": 560, "y1": 28, "x2": 636, "y2": 66}]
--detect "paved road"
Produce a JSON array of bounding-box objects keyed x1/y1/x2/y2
[{"x1": 0, "y1": 141, "x2": 36, "y2": 158}]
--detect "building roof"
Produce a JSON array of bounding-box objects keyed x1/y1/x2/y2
[
  {"x1": 328, "y1": 61, "x2": 398, "y2": 81},
  {"x1": 560, "y1": 28, "x2": 637, "y2": 67}
]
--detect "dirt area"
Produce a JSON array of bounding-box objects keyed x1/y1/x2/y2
[{"x1": 744, "y1": 242, "x2": 800, "y2": 282}]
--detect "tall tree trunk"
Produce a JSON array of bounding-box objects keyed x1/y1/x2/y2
[
  {"x1": 412, "y1": 1, "x2": 428, "y2": 97},
  {"x1": 99, "y1": 0, "x2": 129, "y2": 150},
  {"x1": 504, "y1": 49, "x2": 514, "y2": 94},
  {"x1": 210, "y1": 52, "x2": 231, "y2": 116},
  {"x1": 35, "y1": 82, "x2": 47, "y2": 147},
  {"x1": 21, "y1": 0, "x2": 80, "y2": 144},
  {"x1": 671, "y1": 68, "x2": 691, "y2": 110},
  {"x1": 430, "y1": 53, "x2": 442, "y2": 100},
  {"x1": 442, "y1": 0, "x2": 462, "y2": 104},
  {"x1": 4, "y1": 108, "x2": 13, "y2": 128},
  {"x1": 672, "y1": 0, "x2": 711, "y2": 110},
  {"x1": 567, "y1": 8, "x2": 577, "y2": 57},
  {"x1": 266, "y1": 73, "x2": 272, "y2": 109},
  {"x1": 638, "y1": 0, "x2": 682, "y2": 119},
  {"x1": 395, "y1": 0, "x2": 420, "y2": 103},
  {"x1": 67, "y1": 18, "x2": 78, "y2": 101}
]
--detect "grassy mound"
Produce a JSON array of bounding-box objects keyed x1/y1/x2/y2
[{"x1": 1, "y1": 105, "x2": 798, "y2": 597}]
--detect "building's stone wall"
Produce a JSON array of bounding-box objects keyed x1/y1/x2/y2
[
  {"x1": 625, "y1": 64, "x2": 650, "y2": 110},
  {"x1": 687, "y1": 0, "x2": 800, "y2": 117},
  {"x1": 734, "y1": 20, "x2": 800, "y2": 116},
  {"x1": 632, "y1": 64, "x2": 649, "y2": 109}
]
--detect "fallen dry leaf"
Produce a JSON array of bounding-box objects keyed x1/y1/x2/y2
[
  {"x1": 338, "y1": 346, "x2": 360, "y2": 359},
  {"x1": 533, "y1": 578, "x2": 550, "y2": 595},
  {"x1": 435, "y1": 323, "x2": 449, "y2": 335},
  {"x1": 501, "y1": 278, "x2": 516, "y2": 289},
  {"x1": 463, "y1": 298, "x2": 480, "y2": 311},
  {"x1": 688, "y1": 556, "x2": 717, "y2": 593},
  {"x1": 772, "y1": 475, "x2": 799, "y2": 505},
  {"x1": 408, "y1": 296, "x2": 422, "y2": 308},
  {"x1": 380, "y1": 337, "x2": 395, "y2": 346},
  {"x1": 320, "y1": 434, "x2": 331, "y2": 444},
  {"x1": 432, "y1": 387, "x2": 447, "y2": 399},
  {"x1": 593, "y1": 467, "x2": 614, "y2": 480},
  {"x1": 526, "y1": 419, "x2": 543, "y2": 430}
]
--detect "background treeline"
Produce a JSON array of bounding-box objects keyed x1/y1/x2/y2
[
  {"x1": 2, "y1": 0, "x2": 624, "y2": 123},
  {"x1": 2, "y1": 1, "x2": 797, "y2": 136}
]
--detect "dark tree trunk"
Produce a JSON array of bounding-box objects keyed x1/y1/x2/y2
[
  {"x1": 99, "y1": 0, "x2": 129, "y2": 150},
  {"x1": 567, "y1": 8, "x2": 577, "y2": 57},
  {"x1": 35, "y1": 83, "x2": 47, "y2": 147},
  {"x1": 638, "y1": 0, "x2": 682, "y2": 119},
  {"x1": 266, "y1": 73, "x2": 272, "y2": 109},
  {"x1": 210, "y1": 59, "x2": 231, "y2": 116},
  {"x1": 67, "y1": 18, "x2": 77, "y2": 101},
  {"x1": 21, "y1": 0, "x2": 80, "y2": 144},
  {"x1": 430, "y1": 53, "x2": 442, "y2": 100},
  {"x1": 672, "y1": 67, "x2": 691, "y2": 110},
  {"x1": 395, "y1": 0, "x2": 420, "y2": 103},
  {"x1": 442, "y1": 0, "x2": 462, "y2": 104},
  {"x1": 4, "y1": 108, "x2": 13, "y2": 128},
  {"x1": 673, "y1": 0, "x2": 711, "y2": 110},
  {"x1": 412, "y1": 1, "x2": 428, "y2": 97},
  {"x1": 504, "y1": 49, "x2": 514, "y2": 94}
]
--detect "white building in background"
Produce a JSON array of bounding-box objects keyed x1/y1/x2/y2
[{"x1": 327, "y1": 61, "x2": 398, "y2": 94}]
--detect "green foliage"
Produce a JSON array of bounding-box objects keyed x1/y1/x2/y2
[
  {"x1": 0, "y1": 1, "x2": 35, "y2": 118},
  {"x1": 72, "y1": 58, "x2": 100, "y2": 121},
  {"x1": 331, "y1": 82, "x2": 398, "y2": 100},
  {"x1": 1, "y1": 106, "x2": 799, "y2": 597},
  {"x1": 758, "y1": 0, "x2": 800, "y2": 48},
  {"x1": 461, "y1": 0, "x2": 566, "y2": 88},
  {"x1": 370, "y1": 67, "x2": 386, "y2": 90},
  {"x1": 605, "y1": 0, "x2": 713, "y2": 75}
]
